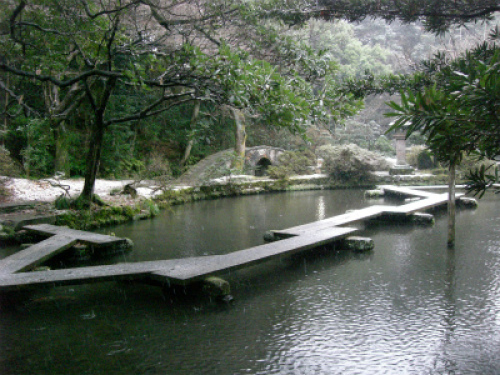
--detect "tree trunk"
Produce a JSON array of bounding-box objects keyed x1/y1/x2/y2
[
  {"x1": 447, "y1": 163, "x2": 456, "y2": 248},
  {"x1": 231, "y1": 107, "x2": 246, "y2": 170},
  {"x1": 24, "y1": 124, "x2": 31, "y2": 179},
  {"x1": 2, "y1": 74, "x2": 8, "y2": 147},
  {"x1": 54, "y1": 121, "x2": 70, "y2": 177},
  {"x1": 79, "y1": 76, "x2": 116, "y2": 205},
  {"x1": 181, "y1": 137, "x2": 195, "y2": 167},
  {"x1": 180, "y1": 100, "x2": 201, "y2": 166},
  {"x1": 80, "y1": 120, "x2": 105, "y2": 203}
]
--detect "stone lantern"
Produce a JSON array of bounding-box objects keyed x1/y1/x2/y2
[{"x1": 389, "y1": 133, "x2": 414, "y2": 175}]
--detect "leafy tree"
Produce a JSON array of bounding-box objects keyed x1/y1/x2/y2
[
  {"x1": 280, "y1": 0, "x2": 500, "y2": 247},
  {"x1": 386, "y1": 36, "x2": 500, "y2": 247},
  {"x1": 286, "y1": 19, "x2": 392, "y2": 78},
  {"x1": 1, "y1": 0, "x2": 364, "y2": 204}
]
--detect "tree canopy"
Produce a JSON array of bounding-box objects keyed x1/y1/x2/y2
[
  {"x1": 0, "y1": 0, "x2": 362, "y2": 203},
  {"x1": 317, "y1": 0, "x2": 500, "y2": 33}
]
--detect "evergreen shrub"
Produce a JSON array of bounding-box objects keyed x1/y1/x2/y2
[
  {"x1": 317, "y1": 144, "x2": 390, "y2": 182},
  {"x1": 268, "y1": 150, "x2": 317, "y2": 180}
]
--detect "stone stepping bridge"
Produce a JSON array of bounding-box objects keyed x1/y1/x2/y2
[{"x1": 0, "y1": 186, "x2": 472, "y2": 295}]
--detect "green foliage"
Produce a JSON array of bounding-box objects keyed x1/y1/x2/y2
[
  {"x1": 0, "y1": 147, "x2": 22, "y2": 177},
  {"x1": 466, "y1": 163, "x2": 499, "y2": 198},
  {"x1": 286, "y1": 20, "x2": 393, "y2": 79},
  {"x1": 55, "y1": 195, "x2": 72, "y2": 210},
  {"x1": 458, "y1": 153, "x2": 498, "y2": 194},
  {"x1": 56, "y1": 204, "x2": 143, "y2": 230},
  {"x1": 15, "y1": 118, "x2": 54, "y2": 177},
  {"x1": 142, "y1": 199, "x2": 160, "y2": 217},
  {"x1": 116, "y1": 159, "x2": 146, "y2": 179},
  {"x1": 318, "y1": 144, "x2": 390, "y2": 182},
  {"x1": 1, "y1": 0, "x2": 366, "y2": 194},
  {"x1": 373, "y1": 136, "x2": 395, "y2": 155},
  {"x1": 267, "y1": 150, "x2": 317, "y2": 180}
]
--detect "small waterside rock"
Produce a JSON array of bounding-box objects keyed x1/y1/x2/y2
[
  {"x1": 410, "y1": 213, "x2": 435, "y2": 226},
  {"x1": 458, "y1": 197, "x2": 478, "y2": 209},
  {"x1": 341, "y1": 236, "x2": 374, "y2": 252},
  {"x1": 202, "y1": 276, "x2": 231, "y2": 300},
  {"x1": 263, "y1": 231, "x2": 277, "y2": 242},
  {"x1": 364, "y1": 189, "x2": 384, "y2": 199}
]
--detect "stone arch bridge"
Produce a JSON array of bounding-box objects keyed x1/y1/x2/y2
[{"x1": 245, "y1": 146, "x2": 285, "y2": 176}]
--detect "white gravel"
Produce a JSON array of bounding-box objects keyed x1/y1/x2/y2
[{"x1": 3, "y1": 177, "x2": 138, "y2": 203}]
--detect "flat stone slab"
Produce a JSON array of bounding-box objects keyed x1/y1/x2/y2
[
  {"x1": 153, "y1": 226, "x2": 358, "y2": 283},
  {"x1": 23, "y1": 224, "x2": 127, "y2": 246},
  {"x1": 382, "y1": 193, "x2": 463, "y2": 215},
  {"x1": 275, "y1": 206, "x2": 386, "y2": 236},
  {"x1": 0, "y1": 234, "x2": 77, "y2": 274},
  {"x1": 379, "y1": 185, "x2": 438, "y2": 198},
  {"x1": 0, "y1": 257, "x2": 220, "y2": 291}
]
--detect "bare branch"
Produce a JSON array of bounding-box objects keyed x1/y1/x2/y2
[
  {"x1": 80, "y1": 0, "x2": 141, "y2": 19},
  {"x1": 0, "y1": 78, "x2": 41, "y2": 117},
  {"x1": 0, "y1": 64, "x2": 123, "y2": 87},
  {"x1": 105, "y1": 92, "x2": 194, "y2": 125}
]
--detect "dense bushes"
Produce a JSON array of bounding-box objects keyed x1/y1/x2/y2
[
  {"x1": 318, "y1": 144, "x2": 390, "y2": 182},
  {"x1": 407, "y1": 146, "x2": 496, "y2": 178},
  {"x1": 267, "y1": 150, "x2": 317, "y2": 180},
  {"x1": 407, "y1": 146, "x2": 436, "y2": 170}
]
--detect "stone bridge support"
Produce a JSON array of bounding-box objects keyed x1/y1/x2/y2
[{"x1": 245, "y1": 146, "x2": 285, "y2": 176}]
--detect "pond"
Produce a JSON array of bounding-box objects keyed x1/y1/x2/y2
[{"x1": 1, "y1": 189, "x2": 499, "y2": 374}]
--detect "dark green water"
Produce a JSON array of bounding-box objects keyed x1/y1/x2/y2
[{"x1": 1, "y1": 189, "x2": 499, "y2": 374}]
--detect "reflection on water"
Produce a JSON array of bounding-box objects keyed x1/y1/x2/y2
[
  {"x1": 0, "y1": 190, "x2": 499, "y2": 375},
  {"x1": 316, "y1": 195, "x2": 326, "y2": 221}
]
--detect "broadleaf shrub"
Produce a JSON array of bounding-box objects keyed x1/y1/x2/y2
[
  {"x1": 0, "y1": 147, "x2": 22, "y2": 177},
  {"x1": 407, "y1": 146, "x2": 436, "y2": 170}
]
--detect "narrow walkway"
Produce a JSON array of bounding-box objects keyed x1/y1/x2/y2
[{"x1": 0, "y1": 186, "x2": 466, "y2": 292}]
